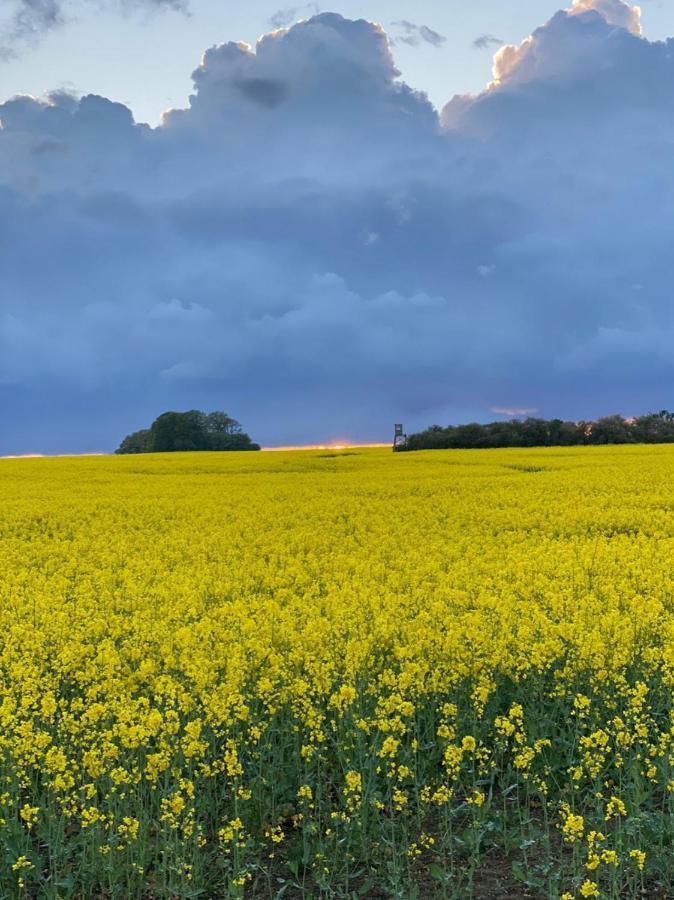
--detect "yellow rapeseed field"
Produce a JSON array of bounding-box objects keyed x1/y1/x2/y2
[{"x1": 1, "y1": 445, "x2": 673, "y2": 898}]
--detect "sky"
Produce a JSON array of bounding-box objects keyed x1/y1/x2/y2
[
  {"x1": 1, "y1": 1, "x2": 672, "y2": 127},
  {"x1": 1, "y1": 0, "x2": 674, "y2": 453}
]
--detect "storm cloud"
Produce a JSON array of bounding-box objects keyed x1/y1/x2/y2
[{"x1": 0, "y1": 0, "x2": 672, "y2": 452}]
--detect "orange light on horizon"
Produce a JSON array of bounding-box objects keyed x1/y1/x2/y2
[{"x1": 262, "y1": 442, "x2": 389, "y2": 452}]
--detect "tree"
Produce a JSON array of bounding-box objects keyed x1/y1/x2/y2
[
  {"x1": 548, "y1": 418, "x2": 580, "y2": 446},
  {"x1": 208, "y1": 432, "x2": 261, "y2": 451},
  {"x1": 520, "y1": 418, "x2": 551, "y2": 447},
  {"x1": 400, "y1": 411, "x2": 674, "y2": 452},
  {"x1": 115, "y1": 428, "x2": 151, "y2": 454},
  {"x1": 115, "y1": 410, "x2": 259, "y2": 454},
  {"x1": 204, "y1": 412, "x2": 241, "y2": 435},
  {"x1": 149, "y1": 411, "x2": 206, "y2": 452},
  {"x1": 632, "y1": 411, "x2": 674, "y2": 444},
  {"x1": 588, "y1": 415, "x2": 633, "y2": 445}
]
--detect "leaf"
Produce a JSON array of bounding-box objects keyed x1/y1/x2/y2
[
  {"x1": 287, "y1": 859, "x2": 299, "y2": 877},
  {"x1": 511, "y1": 861, "x2": 528, "y2": 884},
  {"x1": 429, "y1": 864, "x2": 448, "y2": 883}
]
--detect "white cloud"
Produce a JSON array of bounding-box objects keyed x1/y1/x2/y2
[
  {"x1": 491, "y1": 407, "x2": 539, "y2": 417},
  {"x1": 482, "y1": 0, "x2": 642, "y2": 91},
  {"x1": 569, "y1": 0, "x2": 641, "y2": 35}
]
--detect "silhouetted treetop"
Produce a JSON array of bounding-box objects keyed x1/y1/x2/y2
[{"x1": 115, "y1": 411, "x2": 260, "y2": 454}]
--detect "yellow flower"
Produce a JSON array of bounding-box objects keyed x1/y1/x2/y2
[
  {"x1": 629, "y1": 849, "x2": 646, "y2": 871},
  {"x1": 379, "y1": 737, "x2": 399, "y2": 759},
  {"x1": 0, "y1": 445, "x2": 672, "y2": 894},
  {"x1": 344, "y1": 771, "x2": 362, "y2": 793},
  {"x1": 265, "y1": 825, "x2": 285, "y2": 844},
  {"x1": 605, "y1": 796, "x2": 627, "y2": 820},
  {"x1": 461, "y1": 735, "x2": 477, "y2": 753},
  {"x1": 431, "y1": 786, "x2": 452, "y2": 805},
  {"x1": 117, "y1": 817, "x2": 140, "y2": 841},
  {"x1": 11, "y1": 856, "x2": 33, "y2": 873},
  {"x1": 561, "y1": 807, "x2": 584, "y2": 843},
  {"x1": 19, "y1": 805, "x2": 39, "y2": 827}
]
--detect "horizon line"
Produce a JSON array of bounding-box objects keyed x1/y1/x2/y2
[{"x1": 0, "y1": 443, "x2": 391, "y2": 459}]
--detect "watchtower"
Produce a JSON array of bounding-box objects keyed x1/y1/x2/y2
[{"x1": 393, "y1": 423, "x2": 407, "y2": 452}]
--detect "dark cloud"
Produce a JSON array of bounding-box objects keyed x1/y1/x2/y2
[
  {"x1": 1, "y1": 1, "x2": 673, "y2": 453},
  {"x1": 232, "y1": 78, "x2": 289, "y2": 109},
  {"x1": 0, "y1": 0, "x2": 186, "y2": 56},
  {"x1": 391, "y1": 20, "x2": 447, "y2": 48},
  {"x1": 473, "y1": 34, "x2": 504, "y2": 50},
  {"x1": 269, "y1": 3, "x2": 320, "y2": 29},
  {"x1": 0, "y1": 0, "x2": 62, "y2": 57}
]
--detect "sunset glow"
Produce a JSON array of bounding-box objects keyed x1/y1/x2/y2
[{"x1": 261, "y1": 442, "x2": 389, "y2": 452}]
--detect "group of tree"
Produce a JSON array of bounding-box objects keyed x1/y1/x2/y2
[
  {"x1": 400, "y1": 411, "x2": 674, "y2": 451},
  {"x1": 116, "y1": 411, "x2": 260, "y2": 454}
]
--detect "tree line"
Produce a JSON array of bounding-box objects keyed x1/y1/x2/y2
[
  {"x1": 400, "y1": 411, "x2": 674, "y2": 451},
  {"x1": 116, "y1": 410, "x2": 260, "y2": 454}
]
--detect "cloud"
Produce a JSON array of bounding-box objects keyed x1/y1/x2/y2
[
  {"x1": 0, "y1": 0, "x2": 186, "y2": 56},
  {"x1": 473, "y1": 34, "x2": 504, "y2": 50},
  {"x1": 486, "y1": 0, "x2": 642, "y2": 90},
  {"x1": 269, "y1": 3, "x2": 320, "y2": 28},
  {"x1": 491, "y1": 407, "x2": 540, "y2": 418},
  {"x1": 442, "y1": 0, "x2": 656, "y2": 135},
  {"x1": 391, "y1": 20, "x2": 447, "y2": 48},
  {"x1": 232, "y1": 77, "x2": 289, "y2": 109},
  {"x1": 568, "y1": 0, "x2": 641, "y2": 35},
  {"x1": 1, "y1": 3, "x2": 674, "y2": 452}
]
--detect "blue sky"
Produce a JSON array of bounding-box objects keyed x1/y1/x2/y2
[{"x1": 1, "y1": 0, "x2": 674, "y2": 453}]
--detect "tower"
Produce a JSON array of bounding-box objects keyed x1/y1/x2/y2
[{"x1": 393, "y1": 423, "x2": 407, "y2": 452}]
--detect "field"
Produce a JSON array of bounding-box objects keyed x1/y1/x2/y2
[{"x1": 2, "y1": 446, "x2": 674, "y2": 898}]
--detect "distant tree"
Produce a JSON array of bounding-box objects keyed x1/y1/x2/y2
[
  {"x1": 452, "y1": 423, "x2": 488, "y2": 448},
  {"x1": 520, "y1": 418, "x2": 551, "y2": 447},
  {"x1": 485, "y1": 421, "x2": 522, "y2": 447},
  {"x1": 632, "y1": 410, "x2": 674, "y2": 444},
  {"x1": 149, "y1": 410, "x2": 206, "y2": 452},
  {"x1": 115, "y1": 428, "x2": 151, "y2": 455},
  {"x1": 588, "y1": 415, "x2": 633, "y2": 445},
  {"x1": 204, "y1": 412, "x2": 241, "y2": 435},
  {"x1": 116, "y1": 410, "x2": 259, "y2": 454},
  {"x1": 548, "y1": 418, "x2": 581, "y2": 446},
  {"x1": 208, "y1": 432, "x2": 261, "y2": 451},
  {"x1": 404, "y1": 425, "x2": 450, "y2": 451},
  {"x1": 401, "y1": 411, "x2": 674, "y2": 452}
]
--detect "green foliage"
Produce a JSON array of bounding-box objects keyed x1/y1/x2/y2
[
  {"x1": 115, "y1": 411, "x2": 260, "y2": 454},
  {"x1": 403, "y1": 411, "x2": 674, "y2": 451},
  {"x1": 115, "y1": 428, "x2": 151, "y2": 455}
]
